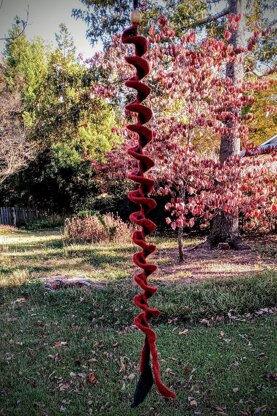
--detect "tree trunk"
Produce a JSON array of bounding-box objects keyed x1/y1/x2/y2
[
  {"x1": 208, "y1": 211, "x2": 246, "y2": 249},
  {"x1": 178, "y1": 226, "x2": 184, "y2": 262},
  {"x1": 208, "y1": 0, "x2": 249, "y2": 250}
]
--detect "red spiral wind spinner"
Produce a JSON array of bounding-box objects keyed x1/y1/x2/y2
[{"x1": 122, "y1": 6, "x2": 176, "y2": 408}]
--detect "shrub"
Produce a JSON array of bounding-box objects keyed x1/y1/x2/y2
[{"x1": 64, "y1": 212, "x2": 134, "y2": 244}]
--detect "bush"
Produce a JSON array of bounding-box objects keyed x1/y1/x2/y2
[{"x1": 64, "y1": 212, "x2": 134, "y2": 244}]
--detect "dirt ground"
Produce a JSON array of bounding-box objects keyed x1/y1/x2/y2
[{"x1": 156, "y1": 235, "x2": 277, "y2": 284}]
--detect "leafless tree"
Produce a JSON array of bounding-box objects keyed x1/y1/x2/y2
[{"x1": 0, "y1": 64, "x2": 36, "y2": 184}]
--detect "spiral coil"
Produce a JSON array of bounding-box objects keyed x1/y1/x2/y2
[{"x1": 122, "y1": 24, "x2": 176, "y2": 407}]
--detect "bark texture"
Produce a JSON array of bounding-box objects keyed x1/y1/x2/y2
[
  {"x1": 178, "y1": 226, "x2": 184, "y2": 262},
  {"x1": 208, "y1": 0, "x2": 249, "y2": 249}
]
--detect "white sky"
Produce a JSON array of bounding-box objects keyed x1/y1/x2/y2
[{"x1": 0, "y1": 0, "x2": 100, "y2": 59}]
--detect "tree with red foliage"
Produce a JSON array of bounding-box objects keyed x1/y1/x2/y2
[{"x1": 89, "y1": 8, "x2": 276, "y2": 260}]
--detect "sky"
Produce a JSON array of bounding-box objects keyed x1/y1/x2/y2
[{"x1": 0, "y1": 0, "x2": 100, "y2": 59}]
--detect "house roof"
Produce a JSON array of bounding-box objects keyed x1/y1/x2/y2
[{"x1": 240, "y1": 133, "x2": 277, "y2": 157}]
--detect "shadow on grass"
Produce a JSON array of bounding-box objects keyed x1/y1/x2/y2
[{"x1": 1, "y1": 239, "x2": 64, "y2": 252}]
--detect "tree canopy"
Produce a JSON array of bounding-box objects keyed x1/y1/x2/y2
[{"x1": 0, "y1": 22, "x2": 121, "y2": 211}]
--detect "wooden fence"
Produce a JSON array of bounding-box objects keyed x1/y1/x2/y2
[{"x1": 0, "y1": 207, "x2": 40, "y2": 226}]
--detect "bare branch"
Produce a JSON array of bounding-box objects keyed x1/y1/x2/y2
[
  {"x1": 0, "y1": 5, "x2": 29, "y2": 42},
  {"x1": 194, "y1": 7, "x2": 230, "y2": 26},
  {"x1": 0, "y1": 64, "x2": 36, "y2": 183}
]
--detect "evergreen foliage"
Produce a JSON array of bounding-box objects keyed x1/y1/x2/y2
[{"x1": 0, "y1": 22, "x2": 121, "y2": 212}]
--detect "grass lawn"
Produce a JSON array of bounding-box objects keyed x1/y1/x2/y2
[{"x1": 0, "y1": 227, "x2": 276, "y2": 415}]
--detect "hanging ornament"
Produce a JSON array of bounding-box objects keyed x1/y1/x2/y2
[{"x1": 122, "y1": 5, "x2": 176, "y2": 408}]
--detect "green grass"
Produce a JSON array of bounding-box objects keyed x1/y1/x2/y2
[
  {"x1": 0, "y1": 284, "x2": 276, "y2": 416},
  {"x1": 0, "y1": 227, "x2": 276, "y2": 415}
]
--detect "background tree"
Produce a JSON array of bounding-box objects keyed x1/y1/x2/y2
[
  {"x1": 85, "y1": 10, "x2": 276, "y2": 258},
  {"x1": 55, "y1": 23, "x2": 76, "y2": 58},
  {"x1": 201, "y1": 0, "x2": 276, "y2": 248},
  {"x1": 0, "y1": 23, "x2": 121, "y2": 213},
  {"x1": 72, "y1": 0, "x2": 207, "y2": 46},
  {"x1": 76, "y1": 0, "x2": 276, "y2": 250},
  {"x1": 3, "y1": 24, "x2": 49, "y2": 109},
  {"x1": 0, "y1": 64, "x2": 35, "y2": 184}
]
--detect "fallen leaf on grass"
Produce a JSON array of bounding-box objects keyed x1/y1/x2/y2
[
  {"x1": 240, "y1": 410, "x2": 251, "y2": 415},
  {"x1": 179, "y1": 329, "x2": 189, "y2": 336},
  {"x1": 233, "y1": 387, "x2": 239, "y2": 393},
  {"x1": 257, "y1": 352, "x2": 267, "y2": 359},
  {"x1": 124, "y1": 325, "x2": 137, "y2": 332},
  {"x1": 188, "y1": 396, "x2": 197, "y2": 408},
  {"x1": 254, "y1": 405, "x2": 267, "y2": 414},
  {"x1": 14, "y1": 297, "x2": 27, "y2": 304},
  {"x1": 119, "y1": 357, "x2": 126, "y2": 373},
  {"x1": 219, "y1": 331, "x2": 232, "y2": 343},
  {"x1": 88, "y1": 372, "x2": 97, "y2": 384},
  {"x1": 165, "y1": 368, "x2": 175, "y2": 375},
  {"x1": 200, "y1": 318, "x2": 211, "y2": 326},
  {"x1": 256, "y1": 308, "x2": 269, "y2": 315},
  {"x1": 48, "y1": 371, "x2": 56, "y2": 380},
  {"x1": 48, "y1": 353, "x2": 61, "y2": 362},
  {"x1": 53, "y1": 341, "x2": 68, "y2": 347},
  {"x1": 188, "y1": 368, "x2": 196, "y2": 381},
  {"x1": 168, "y1": 318, "x2": 178, "y2": 324},
  {"x1": 127, "y1": 373, "x2": 136, "y2": 381},
  {"x1": 93, "y1": 341, "x2": 104, "y2": 349},
  {"x1": 58, "y1": 381, "x2": 71, "y2": 392},
  {"x1": 264, "y1": 372, "x2": 277, "y2": 381},
  {"x1": 214, "y1": 405, "x2": 227, "y2": 415},
  {"x1": 103, "y1": 351, "x2": 110, "y2": 359},
  {"x1": 5, "y1": 353, "x2": 14, "y2": 363},
  {"x1": 239, "y1": 334, "x2": 252, "y2": 346}
]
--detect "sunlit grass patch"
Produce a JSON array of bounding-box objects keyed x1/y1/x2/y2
[
  {"x1": 155, "y1": 236, "x2": 202, "y2": 249},
  {"x1": 0, "y1": 229, "x2": 62, "y2": 247},
  {"x1": 0, "y1": 269, "x2": 30, "y2": 288},
  {"x1": 0, "y1": 225, "x2": 21, "y2": 236}
]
